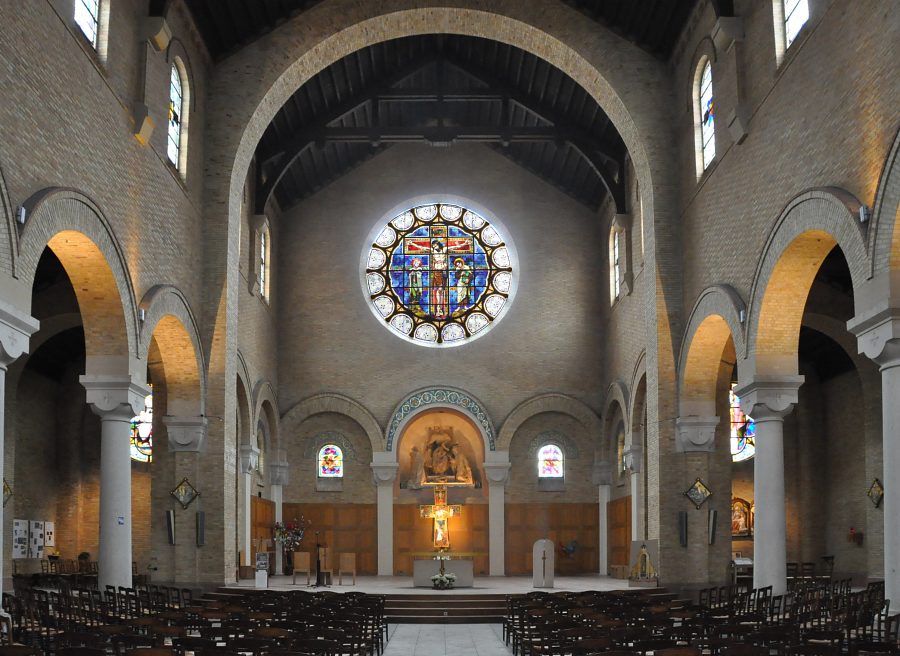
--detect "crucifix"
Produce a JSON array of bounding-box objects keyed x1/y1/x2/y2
[{"x1": 418, "y1": 485, "x2": 462, "y2": 549}]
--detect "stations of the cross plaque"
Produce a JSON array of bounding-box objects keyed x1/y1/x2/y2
[{"x1": 418, "y1": 484, "x2": 462, "y2": 549}]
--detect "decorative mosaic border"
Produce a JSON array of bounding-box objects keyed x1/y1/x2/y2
[{"x1": 386, "y1": 388, "x2": 495, "y2": 451}]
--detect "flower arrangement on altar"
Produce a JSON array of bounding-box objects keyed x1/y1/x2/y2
[
  {"x1": 431, "y1": 572, "x2": 456, "y2": 589},
  {"x1": 273, "y1": 517, "x2": 308, "y2": 552}
]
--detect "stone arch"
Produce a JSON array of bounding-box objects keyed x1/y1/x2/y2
[
  {"x1": 202, "y1": 2, "x2": 678, "y2": 379},
  {"x1": 387, "y1": 387, "x2": 495, "y2": 455},
  {"x1": 282, "y1": 393, "x2": 383, "y2": 454},
  {"x1": 678, "y1": 284, "x2": 746, "y2": 416},
  {"x1": 139, "y1": 285, "x2": 205, "y2": 415},
  {"x1": 497, "y1": 393, "x2": 601, "y2": 453},
  {"x1": 745, "y1": 188, "x2": 868, "y2": 377},
  {"x1": 0, "y1": 162, "x2": 18, "y2": 278},
  {"x1": 602, "y1": 381, "x2": 629, "y2": 463},
  {"x1": 870, "y1": 125, "x2": 900, "y2": 276},
  {"x1": 18, "y1": 187, "x2": 139, "y2": 370},
  {"x1": 235, "y1": 354, "x2": 252, "y2": 448},
  {"x1": 252, "y1": 380, "x2": 279, "y2": 451}
]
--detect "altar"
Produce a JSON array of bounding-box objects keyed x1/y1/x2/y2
[{"x1": 412, "y1": 557, "x2": 475, "y2": 588}]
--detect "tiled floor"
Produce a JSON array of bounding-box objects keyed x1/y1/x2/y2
[{"x1": 384, "y1": 623, "x2": 510, "y2": 656}]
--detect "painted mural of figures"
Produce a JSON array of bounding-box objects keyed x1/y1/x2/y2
[
  {"x1": 430, "y1": 240, "x2": 449, "y2": 318},
  {"x1": 454, "y1": 258, "x2": 474, "y2": 311}
]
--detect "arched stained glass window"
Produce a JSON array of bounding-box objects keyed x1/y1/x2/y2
[
  {"x1": 130, "y1": 385, "x2": 153, "y2": 463},
  {"x1": 167, "y1": 65, "x2": 184, "y2": 168},
  {"x1": 538, "y1": 444, "x2": 563, "y2": 478},
  {"x1": 318, "y1": 444, "x2": 343, "y2": 478},
  {"x1": 610, "y1": 228, "x2": 621, "y2": 302},
  {"x1": 365, "y1": 204, "x2": 514, "y2": 346},
  {"x1": 699, "y1": 60, "x2": 715, "y2": 170},
  {"x1": 730, "y1": 383, "x2": 756, "y2": 462},
  {"x1": 75, "y1": 0, "x2": 100, "y2": 48},
  {"x1": 783, "y1": 0, "x2": 809, "y2": 48},
  {"x1": 259, "y1": 226, "x2": 270, "y2": 302},
  {"x1": 616, "y1": 426, "x2": 627, "y2": 476}
]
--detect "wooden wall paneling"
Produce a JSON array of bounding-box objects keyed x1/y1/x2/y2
[
  {"x1": 608, "y1": 496, "x2": 632, "y2": 568},
  {"x1": 393, "y1": 502, "x2": 489, "y2": 576},
  {"x1": 283, "y1": 503, "x2": 378, "y2": 575},
  {"x1": 504, "y1": 503, "x2": 599, "y2": 575},
  {"x1": 250, "y1": 496, "x2": 275, "y2": 565}
]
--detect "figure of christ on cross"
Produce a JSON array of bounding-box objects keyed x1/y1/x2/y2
[
  {"x1": 418, "y1": 485, "x2": 462, "y2": 549},
  {"x1": 403, "y1": 230, "x2": 474, "y2": 319}
]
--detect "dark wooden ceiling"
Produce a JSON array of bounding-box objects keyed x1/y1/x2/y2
[
  {"x1": 181, "y1": 1, "x2": 701, "y2": 210},
  {"x1": 183, "y1": 0, "x2": 699, "y2": 62},
  {"x1": 254, "y1": 35, "x2": 627, "y2": 212}
]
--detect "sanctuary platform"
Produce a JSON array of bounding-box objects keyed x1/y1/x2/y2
[{"x1": 224, "y1": 574, "x2": 631, "y2": 595}]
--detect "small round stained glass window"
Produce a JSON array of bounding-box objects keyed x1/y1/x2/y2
[{"x1": 365, "y1": 204, "x2": 514, "y2": 346}]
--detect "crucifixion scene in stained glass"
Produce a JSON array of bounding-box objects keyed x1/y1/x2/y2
[{"x1": 365, "y1": 204, "x2": 513, "y2": 345}]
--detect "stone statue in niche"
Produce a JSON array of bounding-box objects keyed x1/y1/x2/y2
[
  {"x1": 424, "y1": 428, "x2": 474, "y2": 485},
  {"x1": 401, "y1": 426, "x2": 479, "y2": 488}
]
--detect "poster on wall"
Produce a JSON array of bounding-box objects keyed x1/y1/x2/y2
[
  {"x1": 29, "y1": 521, "x2": 45, "y2": 558},
  {"x1": 44, "y1": 521, "x2": 55, "y2": 547},
  {"x1": 12, "y1": 519, "x2": 28, "y2": 559}
]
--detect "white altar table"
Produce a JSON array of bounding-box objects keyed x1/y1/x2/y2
[{"x1": 412, "y1": 559, "x2": 474, "y2": 588}]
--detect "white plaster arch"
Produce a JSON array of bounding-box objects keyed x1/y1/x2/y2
[
  {"x1": 870, "y1": 125, "x2": 900, "y2": 277},
  {"x1": 138, "y1": 284, "x2": 206, "y2": 415},
  {"x1": 18, "y1": 187, "x2": 140, "y2": 370},
  {"x1": 497, "y1": 393, "x2": 601, "y2": 453},
  {"x1": 677, "y1": 284, "x2": 746, "y2": 416},
  {"x1": 282, "y1": 392, "x2": 384, "y2": 454},
  {"x1": 387, "y1": 387, "x2": 495, "y2": 456},
  {"x1": 744, "y1": 187, "x2": 869, "y2": 377}
]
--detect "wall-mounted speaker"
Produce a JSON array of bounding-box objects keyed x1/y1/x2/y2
[
  {"x1": 708, "y1": 509, "x2": 718, "y2": 545},
  {"x1": 196, "y1": 511, "x2": 205, "y2": 547},
  {"x1": 165, "y1": 510, "x2": 175, "y2": 545},
  {"x1": 678, "y1": 511, "x2": 688, "y2": 547}
]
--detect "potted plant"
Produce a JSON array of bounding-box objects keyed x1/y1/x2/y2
[{"x1": 273, "y1": 517, "x2": 308, "y2": 574}]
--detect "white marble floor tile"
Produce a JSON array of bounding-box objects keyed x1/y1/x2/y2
[{"x1": 383, "y1": 624, "x2": 510, "y2": 656}]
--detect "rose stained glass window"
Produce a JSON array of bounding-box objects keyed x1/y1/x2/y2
[
  {"x1": 365, "y1": 204, "x2": 513, "y2": 345},
  {"x1": 130, "y1": 385, "x2": 153, "y2": 463},
  {"x1": 318, "y1": 444, "x2": 343, "y2": 478},
  {"x1": 730, "y1": 383, "x2": 756, "y2": 462},
  {"x1": 538, "y1": 444, "x2": 563, "y2": 478}
]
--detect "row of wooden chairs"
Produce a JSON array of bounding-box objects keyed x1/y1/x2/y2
[
  {"x1": 2, "y1": 584, "x2": 385, "y2": 655},
  {"x1": 290, "y1": 550, "x2": 357, "y2": 586}
]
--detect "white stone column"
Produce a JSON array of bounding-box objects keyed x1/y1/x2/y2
[
  {"x1": 238, "y1": 444, "x2": 259, "y2": 567},
  {"x1": 593, "y1": 461, "x2": 612, "y2": 575},
  {"x1": 484, "y1": 451, "x2": 511, "y2": 577},
  {"x1": 163, "y1": 415, "x2": 207, "y2": 583},
  {"x1": 735, "y1": 376, "x2": 802, "y2": 595},
  {"x1": 371, "y1": 453, "x2": 398, "y2": 576},
  {"x1": 0, "y1": 301, "x2": 39, "y2": 599},
  {"x1": 81, "y1": 375, "x2": 149, "y2": 591},
  {"x1": 269, "y1": 456, "x2": 289, "y2": 576},
  {"x1": 624, "y1": 444, "x2": 643, "y2": 540},
  {"x1": 849, "y1": 300, "x2": 900, "y2": 605}
]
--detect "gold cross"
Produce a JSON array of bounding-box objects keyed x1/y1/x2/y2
[{"x1": 419, "y1": 485, "x2": 462, "y2": 549}]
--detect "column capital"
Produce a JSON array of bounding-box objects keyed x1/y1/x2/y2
[
  {"x1": 269, "y1": 461, "x2": 290, "y2": 487},
  {"x1": 484, "y1": 462, "x2": 511, "y2": 485},
  {"x1": 848, "y1": 304, "x2": 900, "y2": 368},
  {"x1": 370, "y1": 461, "x2": 398, "y2": 487},
  {"x1": 81, "y1": 374, "x2": 149, "y2": 419},
  {"x1": 735, "y1": 376, "x2": 803, "y2": 420},
  {"x1": 163, "y1": 415, "x2": 207, "y2": 452},
  {"x1": 0, "y1": 299, "x2": 39, "y2": 368},
  {"x1": 624, "y1": 444, "x2": 642, "y2": 473},
  {"x1": 239, "y1": 444, "x2": 260, "y2": 474},
  {"x1": 592, "y1": 460, "x2": 612, "y2": 486},
  {"x1": 675, "y1": 415, "x2": 720, "y2": 453}
]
